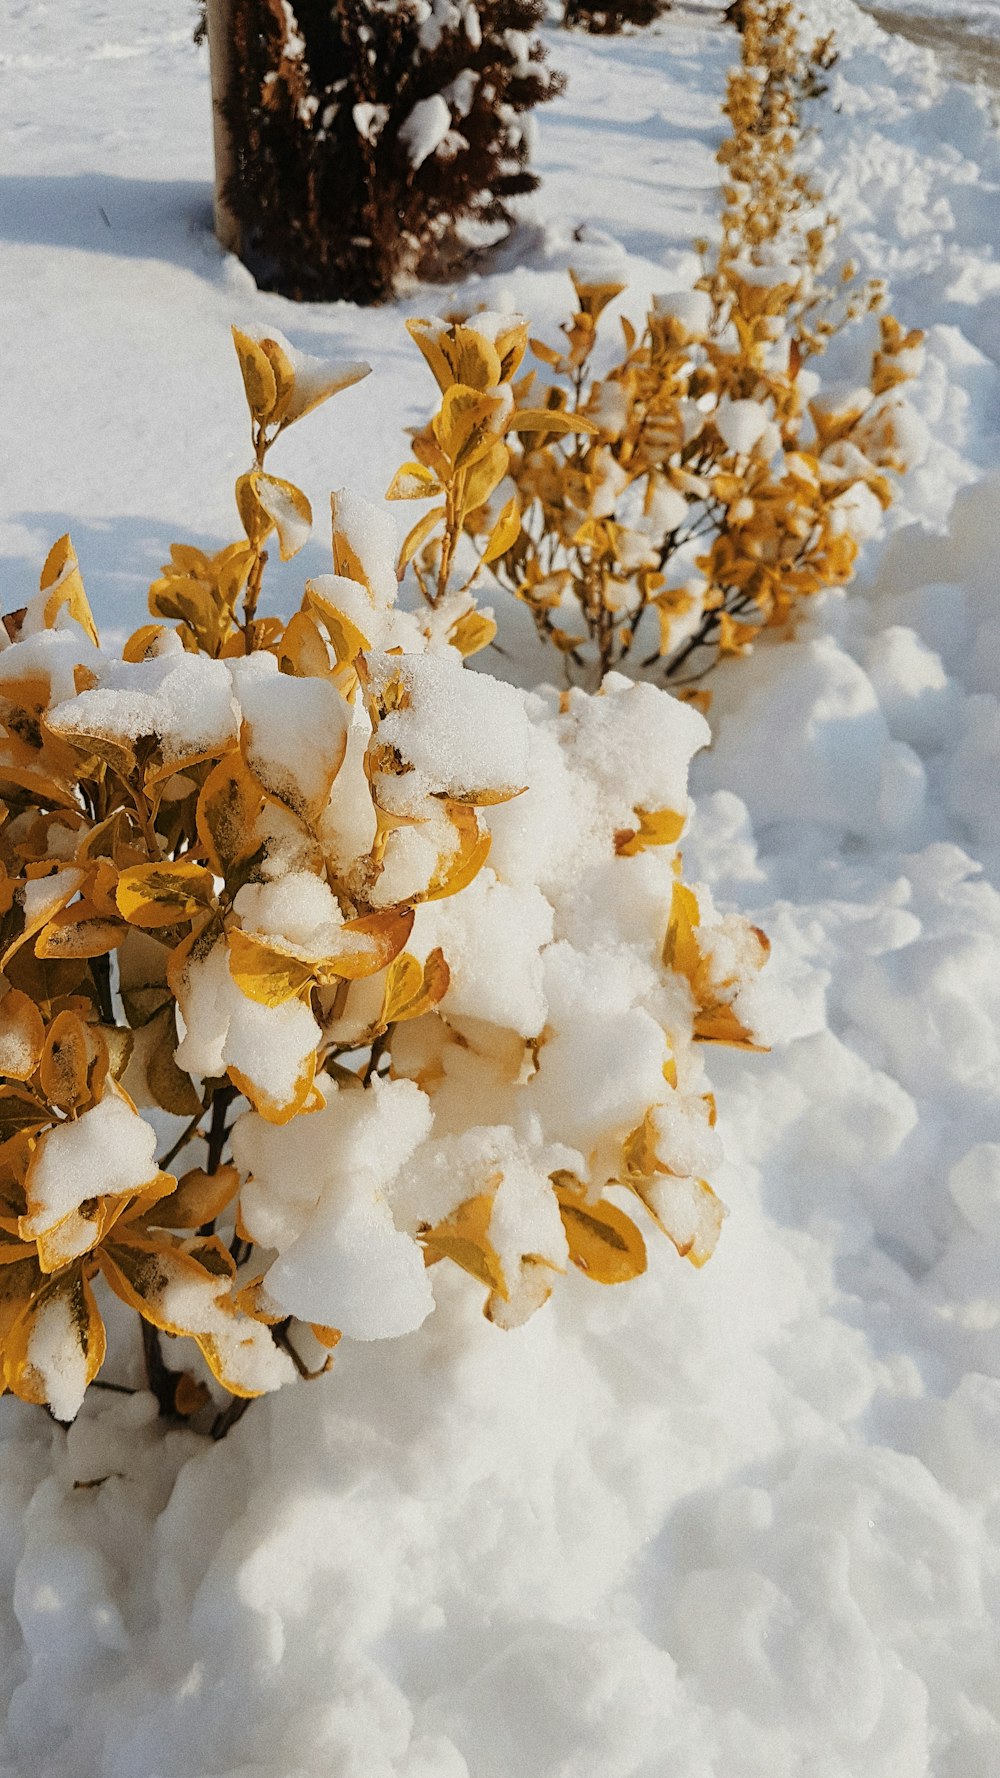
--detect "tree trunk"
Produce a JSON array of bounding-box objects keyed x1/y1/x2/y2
[{"x1": 206, "y1": 0, "x2": 242, "y2": 255}]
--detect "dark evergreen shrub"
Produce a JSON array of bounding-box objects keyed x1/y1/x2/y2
[{"x1": 211, "y1": 0, "x2": 563, "y2": 302}]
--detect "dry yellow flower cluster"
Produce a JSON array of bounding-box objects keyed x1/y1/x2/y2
[{"x1": 397, "y1": 0, "x2": 924, "y2": 695}]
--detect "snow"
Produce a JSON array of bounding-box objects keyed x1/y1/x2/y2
[
  {"x1": 3, "y1": 0, "x2": 1000, "y2": 1774},
  {"x1": 21, "y1": 1096, "x2": 158, "y2": 1239},
  {"x1": 399, "y1": 95, "x2": 454, "y2": 170}
]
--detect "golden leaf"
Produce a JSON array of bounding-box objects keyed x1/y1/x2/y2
[
  {"x1": 420, "y1": 1191, "x2": 508, "y2": 1299},
  {"x1": 39, "y1": 535, "x2": 100, "y2": 647},
  {"x1": 448, "y1": 610, "x2": 497, "y2": 659},
  {"x1": 386, "y1": 461, "x2": 444, "y2": 501},
  {"x1": 314, "y1": 907, "x2": 416, "y2": 983},
  {"x1": 39, "y1": 1010, "x2": 106, "y2": 1113},
  {"x1": 196, "y1": 751, "x2": 266, "y2": 886},
  {"x1": 144, "y1": 1005, "x2": 202, "y2": 1116},
  {"x1": 433, "y1": 386, "x2": 508, "y2": 470},
  {"x1": 116, "y1": 859, "x2": 216, "y2": 930},
  {"x1": 243, "y1": 472, "x2": 312, "y2": 562},
  {"x1": 462, "y1": 440, "x2": 509, "y2": 515},
  {"x1": 614, "y1": 807, "x2": 686, "y2": 857},
  {"x1": 232, "y1": 326, "x2": 279, "y2": 424},
  {"x1": 0, "y1": 990, "x2": 45, "y2": 1082},
  {"x1": 512, "y1": 409, "x2": 600, "y2": 437},
  {"x1": 277, "y1": 610, "x2": 331, "y2": 679},
  {"x1": 156, "y1": 1163, "x2": 240, "y2": 1230},
  {"x1": 3, "y1": 1263, "x2": 106, "y2": 1412},
  {"x1": 381, "y1": 946, "x2": 450, "y2": 1025},
  {"x1": 481, "y1": 497, "x2": 521, "y2": 565},
  {"x1": 398, "y1": 504, "x2": 446, "y2": 571},
  {"x1": 97, "y1": 1229, "x2": 273, "y2": 1397},
  {"x1": 33, "y1": 906, "x2": 127, "y2": 960},
  {"x1": 555, "y1": 1185, "x2": 647, "y2": 1284},
  {"x1": 173, "y1": 1372, "x2": 212, "y2": 1416},
  {"x1": 693, "y1": 1003, "x2": 768, "y2": 1050},
  {"x1": 227, "y1": 930, "x2": 315, "y2": 1007},
  {"x1": 423, "y1": 804, "x2": 491, "y2": 902},
  {"x1": 569, "y1": 273, "x2": 627, "y2": 320},
  {"x1": 662, "y1": 879, "x2": 702, "y2": 980}
]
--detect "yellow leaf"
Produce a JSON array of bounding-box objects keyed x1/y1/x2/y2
[
  {"x1": 420, "y1": 1191, "x2": 508, "y2": 1299},
  {"x1": 0, "y1": 1085, "x2": 53, "y2": 1140},
  {"x1": 512, "y1": 409, "x2": 599, "y2": 437},
  {"x1": 462, "y1": 440, "x2": 510, "y2": 515},
  {"x1": 174, "y1": 1372, "x2": 211, "y2": 1416},
  {"x1": 98, "y1": 1229, "x2": 275, "y2": 1397},
  {"x1": 116, "y1": 859, "x2": 216, "y2": 930},
  {"x1": 232, "y1": 326, "x2": 278, "y2": 425},
  {"x1": 3, "y1": 1263, "x2": 106, "y2": 1413},
  {"x1": 448, "y1": 610, "x2": 497, "y2": 659},
  {"x1": 386, "y1": 461, "x2": 444, "y2": 501},
  {"x1": 482, "y1": 497, "x2": 521, "y2": 565},
  {"x1": 0, "y1": 990, "x2": 45, "y2": 1082},
  {"x1": 398, "y1": 505, "x2": 446, "y2": 571},
  {"x1": 39, "y1": 535, "x2": 100, "y2": 647},
  {"x1": 144, "y1": 1005, "x2": 202, "y2": 1116},
  {"x1": 405, "y1": 318, "x2": 458, "y2": 393},
  {"x1": 423, "y1": 804, "x2": 491, "y2": 902},
  {"x1": 155, "y1": 1163, "x2": 241, "y2": 1230},
  {"x1": 555, "y1": 1185, "x2": 647, "y2": 1284},
  {"x1": 122, "y1": 624, "x2": 168, "y2": 664},
  {"x1": 381, "y1": 946, "x2": 450, "y2": 1025},
  {"x1": 257, "y1": 335, "x2": 296, "y2": 423},
  {"x1": 614, "y1": 806, "x2": 687, "y2": 856},
  {"x1": 718, "y1": 611, "x2": 754, "y2": 656},
  {"x1": 529, "y1": 338, "x2": 565, "y2": 369},
  {"x1": 303, "y1": 583, "x2": 372, "y2": 665},
  {"x1": 569, "y1": 273, "x2": 627, "y2": 320},
  {"x1": 33, "y1": 906, "x2": 127, "y2": 960},
  {"x1": 39, "y1": 1010, "x2": 106, "y2": 1113},
  {"x1": 314, "y1": 907, "x2": 416, "y2": 983},
  {"x1": 249, "y1": 472, "x2": 312, "y2": 561},
  {"x1": 277, "y1": 609, "x2": 331, "y2": 679},
  {"x1": 433, "y1": 386, "x2": 508, "y2": 470},
  {"x1": 662, "y1": 879, "x2": 702, "y2": 981},
  {"x1": 227, "y1": 929, "x2": 315, "y2": 1006},
  {"x1": 196, "y1": 751, "x2": 266, "y2": 886},
  {"x1": 227, "y1": 1047, "x2": 318, "y2": 1128},
  {"x1": 693, "y1": 1003, "x2": 768, "y2": 1050}
]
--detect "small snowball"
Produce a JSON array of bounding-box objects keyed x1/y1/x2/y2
[
  {"x1": 714, "y1": 396, "x2": 772, "y2": 456},
  {"x1": 399, "y1": 95, "x2": 452, "y2": 171}
]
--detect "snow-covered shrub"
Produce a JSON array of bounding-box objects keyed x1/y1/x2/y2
[
  {"x1": 0, "y1": 327, "x2": 771, "y2": 1428},
  {"x1": 397, "y1": 1, "x2": 924, "y2": 693},
  {"x1": 562, "y1": 0, "x2": 671, "y2": 37},
  {"x1": 207, "y1": 0, "x2": 563, "y2": 302}
]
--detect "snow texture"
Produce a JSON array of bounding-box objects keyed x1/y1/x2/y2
[{"x1": 2, "y1": 0, "x2": 1000, "y2": 1774}]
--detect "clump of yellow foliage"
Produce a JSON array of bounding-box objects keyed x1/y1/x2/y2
[
  {"x1": 0, "y1": 327, "x2": 772, "y2": 1431},
  {"x1": 394, "y1": 0, "x2": 924, "y2": 693}
]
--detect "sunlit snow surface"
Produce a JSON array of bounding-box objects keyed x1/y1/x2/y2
[{"x1": 2, "y1": 1, "x2": 1000, "y2": 1774}]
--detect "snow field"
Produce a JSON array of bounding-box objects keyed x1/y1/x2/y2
[{"x1": 2, "y1": 0, "x2": 1000, "y2": 1775}]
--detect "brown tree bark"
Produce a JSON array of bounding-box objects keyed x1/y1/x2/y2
[{"x1": 205, "y1": 0, "x2": 242, "y2": 255}]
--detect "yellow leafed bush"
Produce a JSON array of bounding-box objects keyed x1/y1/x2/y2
[
  {"x1": 0, "y1": 324, "x2": 773, "y2": 1433},
  {"x1": 393, "y1": 0, "x2": 924, "y2": 696}
]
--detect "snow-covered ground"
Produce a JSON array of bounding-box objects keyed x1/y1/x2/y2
[{"x1": 2, "y1": 2, "x2": 1000, "y2": 1774}]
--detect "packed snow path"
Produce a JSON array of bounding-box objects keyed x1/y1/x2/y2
[{"x1": 2, "y1": 3, "x2": 1000, "y2": 1775}]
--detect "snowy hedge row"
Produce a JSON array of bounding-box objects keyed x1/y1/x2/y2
[{"x1": 0, "y1": 328, "x2": 772, "y2": 1427}]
